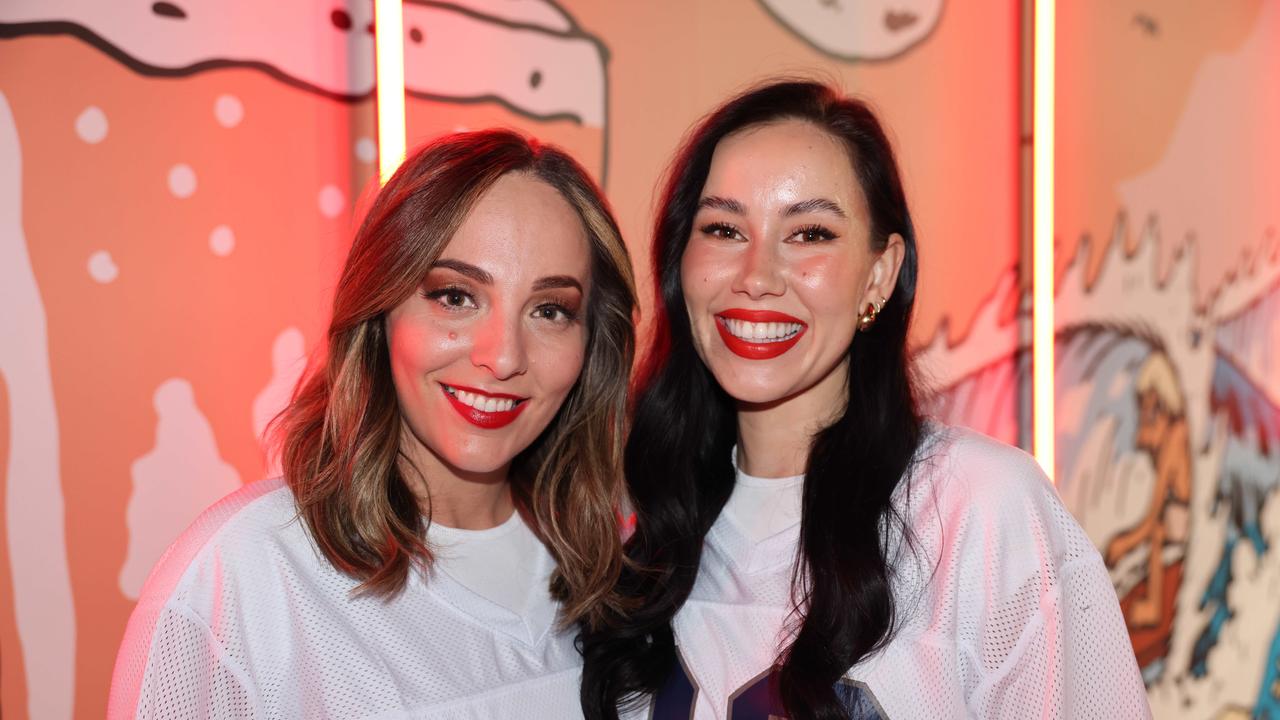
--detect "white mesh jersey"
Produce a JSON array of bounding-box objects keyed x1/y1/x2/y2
[
  {"x1": 645, "y1": 426, "x2": 1151, "y2": 720},
  {"x1": 108, "y1": 479, "x2": 585, "y2": 719}
]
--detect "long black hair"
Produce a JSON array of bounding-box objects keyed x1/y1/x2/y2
[{"x1": 579, "y1": 80, "x2": 924, "y2": 720}]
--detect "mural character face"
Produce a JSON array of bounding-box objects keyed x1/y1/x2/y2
[
  {"x1": 756, "y1": 0, "x2": 944, "y2": 60},
  {"x1": 386, "y1": 172, "x2": 590, "y2": 477},
  {"x1": 681, "y1": 120, "x2": 901, "y2": 409},
  {"x1": 1136, "y1": 389, "x2": 1171, "y2": 452}
]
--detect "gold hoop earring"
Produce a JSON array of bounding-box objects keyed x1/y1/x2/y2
[{"x1": 858, "y1": 297, "x2": 885, "y2": 332}]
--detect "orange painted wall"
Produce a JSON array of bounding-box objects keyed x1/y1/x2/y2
[{"x1": 2, "y1": 2, "x2": 1276, "y2": 718}]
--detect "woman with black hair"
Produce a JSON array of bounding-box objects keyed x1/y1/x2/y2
[{"x1": 579, "y1": 81, "x2": 1149, "y2": 719}]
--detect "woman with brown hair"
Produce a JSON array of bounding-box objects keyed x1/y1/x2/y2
[{"x1": 109, "y1": 130, "x2": 636, "y2": 719}]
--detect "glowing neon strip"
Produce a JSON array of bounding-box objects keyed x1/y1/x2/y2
[
  {"x1": 1033, "y1": 0, "x2": 1055, "y2": 480},
  {"x1": 375, "y1": 0, "x2": 406, "y2": 184}
]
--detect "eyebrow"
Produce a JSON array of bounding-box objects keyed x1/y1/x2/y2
[
  {"x1": 432, "y1": 260, "x2": 582, "y2": 293},
  {"x1": 532, "y1": 275, "x2": 583, "y2": 293},
  {"x1": 697, "y1": 195, "x2": 747, "y2": 215},
  {"x1": 697, "y1": 195, "x2": 847, "y2": 219},
  {"x1": 784, "y1": 198, "x2": 847, "y2": 219},
  {"x1": 431, "y1": 259, "x2": 492, "y2": 284}
]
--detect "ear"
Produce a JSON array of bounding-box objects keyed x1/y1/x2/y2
[{"x1": 863, "y1": 233, "x2": 906, "y2": 307}]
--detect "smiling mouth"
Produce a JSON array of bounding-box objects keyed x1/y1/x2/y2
[
  {"x1": 718, "y1": 317, "x2": 805, "y2": 343},
  {"x1": 714, "y1": 310, "x2": 808, "y2": 360},
  {"x1": 441, "y1": 384, "x2": 528, "y2": 428}
]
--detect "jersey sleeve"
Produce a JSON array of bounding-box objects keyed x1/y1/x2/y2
[
  {"x1": 963, "y1": 553, "x2": 1151, "y2": 719},
  {"x1": 1057, "y1": 552, "x2": 1153, "y2": 718},
  {"x1": 113, "y1": 603, "x2": 260, "y2": 720},
  {"x1": 108, "y1": 480, "x2": 284, "y2": 719},
  {"x1": 940, "y1": 432, "x2": 1151, "y2": 719}
]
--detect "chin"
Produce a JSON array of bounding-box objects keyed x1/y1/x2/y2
[
  {"x1": 446, "y1": 450, "x2": 515, "y2": 477},
  {"x1": 430, "y1": 434, "x2": 522, "y2": 476},
  {"x1": 711, "y1": 368, "x2": 795, "y2": 405}
]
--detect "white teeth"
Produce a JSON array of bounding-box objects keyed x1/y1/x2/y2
[
  {"x1": 445, "y1": 386, "x2": 519, "y2": 412},
  {"x1": 722, "y1": 318, "x2": 803, "y2": 343}
]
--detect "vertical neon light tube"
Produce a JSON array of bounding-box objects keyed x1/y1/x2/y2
[
  {"x1": 1033, "y1": 0, "x2": 1055, "y2": 480},
  {"x1": 375, "y1": 0, "x2": 406, "y2": 184}
]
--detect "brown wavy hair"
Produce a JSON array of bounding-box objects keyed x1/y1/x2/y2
[{"x1": 274, "y1": 129, "x2": 636, "y2": 629}]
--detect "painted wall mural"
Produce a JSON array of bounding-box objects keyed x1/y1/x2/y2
[
  {"x1": 923, "y1": 2, "x2": 1280, "y2": 716},
  {"x1": 923, "y1": 232, "x2": 1280, "y2": 718},
  {"x1": 0, "y1": 0, "x2": 610, "y2": 716},
  {"x1": 12, "y1": 2, "x2": 1273, "y2": 719},
  {"x1": 754, "y1": 0, "x2": 944, "y2": 61}
]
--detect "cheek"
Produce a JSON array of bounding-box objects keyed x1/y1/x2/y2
[
  {"x1": 529, "y1": 329, "x2": 588, "y2": 395},
  {"x1": 792, "y1": 254, "x2": 862, "y2": 313},
  {"x1": 387, "y1": 315, "x2": 468, "y2": 380},
  {"x1": 680, "y1": 243, "x2": 731, "y2": 305}
]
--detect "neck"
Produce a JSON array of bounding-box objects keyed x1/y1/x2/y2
[
  {"x1": 735, "y1": 361, "x2": 848, "y2": 478},
  {"x1": 399, "y1": 431, "x2": 515, "y2": 530}
]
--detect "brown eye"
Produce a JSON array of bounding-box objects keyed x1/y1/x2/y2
[
  {"x1": 533, "y1": 303, "x2": 576, "y2": 324},
  {"x1": 794, "y1": 225, "x2": 837, "y2": 243},
  {"x1": 701, "y1": 223, "x2": 740, "y2": 240},
  {"x1": 424, "y1": 287, "x2": 477, "y2": 310}
]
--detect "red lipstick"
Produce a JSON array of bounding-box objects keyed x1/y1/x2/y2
[
  {"x1": 714, "y1": 309, "x2": 807, "y2": 360},
  {"x1": 441, "y1": 384, "x2": 528, "y2": 429}
]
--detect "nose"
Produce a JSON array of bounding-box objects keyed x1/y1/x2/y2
[
  {"x1": 730, "y1": 239, "x2": 785, "y2": 299},
  {"x1": 469, "y1": 308, "x2": 527, "y2": 380}
]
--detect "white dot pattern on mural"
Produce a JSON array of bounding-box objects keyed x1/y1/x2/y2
[
  {"x1": 213, "y1": 95, "x2": 244, "y2": 128},
  {"x1": 317, "y1": 185, "x2": 345, "y2": 218},
  {"x1": 168, "y1": 164, "x2": 197, "y2": 198},
  {"x1": 88, "y1": 250, "x2": 118, "y2": 283},
  {"x1": 75, "y1": 106, "x2": 108, "y2": 144},
  {"x1": 209, "y1": 226, "x2": 235, "y2": 257},
  {"x1": 355, "y1": 137, "x2": 377, "y2": 164}
]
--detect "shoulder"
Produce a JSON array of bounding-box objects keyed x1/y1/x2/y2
[
  {"x1": 138, "y1": 478, "x2": 300, "y2": 605},
  {"x1": 109, "y1": 479, "x2": 304, "y2": 717},
  {"x1": 888, "y1": 425, "x2": 1102, "y2": 644},
  {"x1": 904, "y1": 423, "x2": 1099, "y2": 579},
  {"x1": 918, "y1": 423, "x2": 1048, "y2": 500},
  {"x1": 915, "y1": 424, "x2": 1062, "y2": 522},
  {"x1": 121, "y1": 477, "x2": 318, "y2": 643}
]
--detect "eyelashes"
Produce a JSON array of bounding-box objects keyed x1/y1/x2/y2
[
  {"x1": 421, "y1": 284, "x2": 580, "y2": 325},
  {"x1": 792, "y1": 224, "x2": 838, "y2": 243},
  {"x1": 697, "y1": 221, "x2": 839, "y2": 243},
  {"x1": 423, "y1": 284, "x2": 477, "y2": 311},
  {"x1": 699, "y1": 222, "x2": 742, "y2": 241},
  {"x1": 533, "y1": 302, "x2": 579, "y2": 324}
]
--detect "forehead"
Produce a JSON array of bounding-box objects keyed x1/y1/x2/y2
[
  {"x1": 442, "y1": 172, "x2": 591, "y2": 281},
  {"x1": 703, "y1": 120, "x2": 864, "y2": 215}
]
